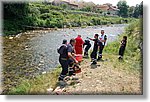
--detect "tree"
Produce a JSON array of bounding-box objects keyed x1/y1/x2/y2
[
  {"x1": 133, "y1": 2, "x2": 143, "y2": 18},
  {"x1": 60, "y1": 4, "x2": 68, "y2": 9},
  {"x1": 117, "y1": 0, "x2": 129, "y2": 17},
  {"x1": 3, "y1": 2, "x2": 29, "y2": 20},
  {"x1": 128, "y1": 6, "x2": 134, "y2": 17}
]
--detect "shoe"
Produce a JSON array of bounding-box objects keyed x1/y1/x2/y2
[
  {"x1": 58, "y1": 77, "x2": 64, "y2": 81},
  {"x1": 97, "y1": 56, "x2": 102, "y2": 61},
  {"x1": 118, "y1": 56, "x2": 123, "y2": 60},
  {"x1": 70, "y1": 76, "x2": 79, "y2": 80},
  {"x1": 83, "y1": 54, "x2": 88, "y2": 58},
  {"x1": 91, "y1": 61, "x2": 97, "y2": 65}
]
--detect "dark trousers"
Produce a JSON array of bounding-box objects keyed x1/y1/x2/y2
[
  {"x1": 68, "y1": 59, "x2": 75, "y2": 76},
  {"x1": 84, "y1": 43, "x2": 91, "y2": 55},
  {"x1": 119, "y1": 46, "x2": 125, "y2": 57},
  {"x1": 59, "y1": 57, "x2": 68, "y2": 80},
  {"x1": 90, "y1": 50, "x2": 97, "y2": 60},
  {"x1": 98, "y1": 45, "x2": 104, "y2": 58}
]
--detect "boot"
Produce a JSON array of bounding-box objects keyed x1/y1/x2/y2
[{"x1": 91, "y1": 59, "x2": 97, "y2": 65}]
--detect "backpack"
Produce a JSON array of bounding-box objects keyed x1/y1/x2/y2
[{"x1": 57, "y1": 44, "x2": 67, "y2": 55}]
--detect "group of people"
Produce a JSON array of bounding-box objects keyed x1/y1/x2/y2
[{"x1": 57, "y1": 29, "x2": 127, "y2": 81}]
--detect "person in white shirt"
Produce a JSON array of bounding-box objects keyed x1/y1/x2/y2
[{"x1": 97, "y1": 29, "x2": 107, "y2": 61}]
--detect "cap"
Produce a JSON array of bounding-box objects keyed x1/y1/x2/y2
[{"x1": 62, "y1": 39, "x2": 67, "y2": 44}]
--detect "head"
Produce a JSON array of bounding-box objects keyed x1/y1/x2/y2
[
  {"x1": 78, "y1": 35, "x2": 81, "y2": 37},
  {"x1": 123, "y1": 36, "x2": 127, "y2": 41},
  {"x1": 62, "y1": 39, "x2": 67, "y2": 44},
  {"x1": 94, "y1": 34, "x2": 99, "y2": 39},
  {"x1": 101, "y1": 29, "x2": 105, "y2": 35},
  {"x1": 70, "y1": 38, "x2": 76, "y2": 46}
]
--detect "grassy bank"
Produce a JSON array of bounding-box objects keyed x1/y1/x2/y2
[
  {"x1": 3, "y1": 2, "x2": 136, "y2": 36},
  {"x1": 104, "y1": 19, "x2": 143, "y2": 71},
  {"x1": 7, "y1": 67, "x2": 61, "y2": 95}
]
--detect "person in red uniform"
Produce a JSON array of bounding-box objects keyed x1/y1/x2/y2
[{"x1": 75, "y1": 35, "x2": 84, "y2": 54}]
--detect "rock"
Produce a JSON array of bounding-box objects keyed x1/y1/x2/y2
[
  {"x1": 42, "y1": 71, "x2": 46, "y2": 74},
  {"x1": 15, "y1": 34, "x2": 21, "y2": 38},
  {"x1": 9, "y1": 37, "x2": 13, "y2": 39},
  {"x1": 38, "y1": 63, "x2": 44, "y2": 66},
  {"x1": 24, "y1": 48, "x2": 29, "y2": 51},
  {"x1": 87, "y1": 76, "x2": 91, "y2": 79},
  {"x1": 40, "y1": 60, "x2": 44, "y2": 63},
  {"x1": 96, "y1": 80, "x2": 100, "y2": 82},
  {"x1": 54, "y1": 86, "x2": 66, "y2": 95},
  {"x1": 47, "y1": 88, "x2": 53, "y2": 93},
  {"x1": 83, "y1": 89, "x2": 87, "y2": 91}
]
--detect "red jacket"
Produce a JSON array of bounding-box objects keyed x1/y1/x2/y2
[{"x1": 75, "y1": 36, "x2": 84, "y2": 54}]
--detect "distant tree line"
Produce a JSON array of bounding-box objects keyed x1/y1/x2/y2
[
  {"x1": 3, "y1": 2, "x2": 137, "y2": 36},
  {"x1": 117, "y1": 1, "x2": 143, "y2": 18}
]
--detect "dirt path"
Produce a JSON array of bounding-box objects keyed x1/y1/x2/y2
[{"x1": 52, "y1": 54, "x2": 142, "y2": 95}]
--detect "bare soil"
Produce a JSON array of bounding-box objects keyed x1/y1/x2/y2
[{"x1": 53, "y1": 54, "x2": 142, "y2": 95}]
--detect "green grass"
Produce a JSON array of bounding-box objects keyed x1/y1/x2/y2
[
  {"x1": 104, "y1": 19, "x2": 142, "y2": 72},
  {"x1": 8, "y1": 67, "x2": 61, "y2": 95}
]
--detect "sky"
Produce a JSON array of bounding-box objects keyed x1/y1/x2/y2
[{"x1": 82, "y1": 0, "x2": 143, "y2": 6}]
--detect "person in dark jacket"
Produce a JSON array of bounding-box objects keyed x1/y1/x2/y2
[
  {"x1": 58, "y1": 39, "x2": 78, "y2": 81},
  {"x1": 58, "y1": 39, "x2": 68, "y2": 81},
  {"x1": 88, "y1": 34, "x2": 100, "y2": 65},
  {"x1": 83, "y1": 39, "x2": 91, "y2": 57},
  {"x1": 118, "y1": 36, "x2": 127, "y2": 60}
]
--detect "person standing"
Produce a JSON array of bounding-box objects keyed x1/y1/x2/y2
[
  {"x1": 57, "y1": 39, "x2": 69, "y2": 81},
  {"x1": 75, "y1": 35, "x2": 84, "y2": 54},
  {"x1": 98, "y1": 29, "x2": 107, "y2": 61},
  {"x1": 88, "y1": 34, "x2": 100, "y2": 65},
  {"x1": 118, "y1": 36, "x2": 127, "y2": 60}
]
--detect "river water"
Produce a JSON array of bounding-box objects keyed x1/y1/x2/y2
[
  {"x1": 2, "y1": 24, "x2": 127, "y2": 92},
  {"x1": 28, "y1": 24, "x2": 127, "y2": 72}
]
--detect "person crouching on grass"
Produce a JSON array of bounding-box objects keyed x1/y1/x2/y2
[
  {"x1": 87, "y1": 34, "x2": 100, "y2": 65},
  {"x1": 118, "y1": 36, "x2": 127, "y2": 60}
]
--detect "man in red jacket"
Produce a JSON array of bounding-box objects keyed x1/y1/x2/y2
[{"x1": 75, "y1": 35, "x2": 84, "y2": 54}]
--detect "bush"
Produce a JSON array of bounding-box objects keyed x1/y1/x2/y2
[
  {"x1": 3, "y1": 2, "x2": 137, "y2": 36},
  {"x1": 40, "y1": 13, "x2": 53, "y2": 20}
]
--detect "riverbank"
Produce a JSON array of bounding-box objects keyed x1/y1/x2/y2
[
  {"x1": 5, "y1": 20, "x2": 142, "y2": 95},
  {"x1": 7, "y1": 53, "x2": 142, "y2": 95},
  {"x1": 2, "y1": 24, "x2": 127, "y2": 94}
]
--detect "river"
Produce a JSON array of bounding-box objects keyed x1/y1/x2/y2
[{"x1": 2, "y1": 24, "x2": 127, "y2": 92}]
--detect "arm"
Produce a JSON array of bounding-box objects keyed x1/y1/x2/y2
[
  {"x1": 68, "y1": 52, "x2": 78, "y2": 63},
  {"x1": 87, "y1": 37, "x2": 94, "y2": 41},
  {"x1": 101, "y1": 39, "x2": 106, "y2": 42},
  {"x1": 89, "y1": 38, "x2": 94, "y2": 41}
]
